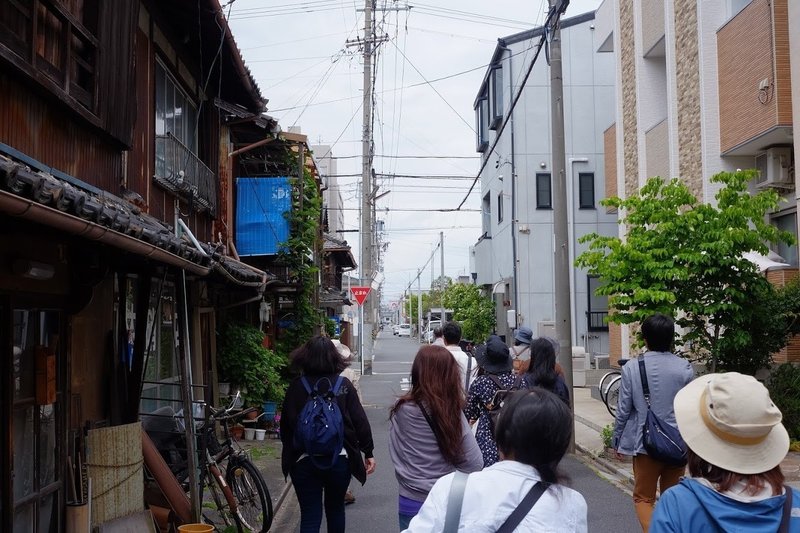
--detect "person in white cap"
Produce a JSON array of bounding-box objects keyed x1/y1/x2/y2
[
  {"x1": 332, "y1": 338, "x2": 361, "y2": 505},
  {"x1": 650, "y1": 372, "x2": 800, "y2": 532}
]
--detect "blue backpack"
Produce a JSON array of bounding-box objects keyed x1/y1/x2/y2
[{"x1": 294, "y1": 376, "x2": 345, "y2": 469}]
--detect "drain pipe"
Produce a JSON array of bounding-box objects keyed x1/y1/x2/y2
[
  {"x1": 568, "y1": 157, "x2": 588, "y2": 346},
  {"x1": 500, "y1": 42, "x2": 520, "y2": 330}
]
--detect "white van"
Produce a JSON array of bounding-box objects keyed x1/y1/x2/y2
[{"x1": 397, "y1": 324, "x2": 412, "y2": 337}]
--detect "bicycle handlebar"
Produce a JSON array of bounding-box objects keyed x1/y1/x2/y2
[{"x1": 209, "y1": 406, "x2": 258, "y2": 423}]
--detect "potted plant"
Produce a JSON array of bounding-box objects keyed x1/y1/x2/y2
[{"x1": 217, "y1": 323, "x2": 287, "y2": 409}]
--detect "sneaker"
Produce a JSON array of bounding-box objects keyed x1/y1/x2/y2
[{"x1": 344, "y1": 490, "x2": 356, "y2": 505}]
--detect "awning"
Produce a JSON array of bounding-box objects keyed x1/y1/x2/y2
[
  {"x1": 743, "y1": 251, "x2": 792, "y2": 273},
  {"x1": 0, "y1": 155, "x2": 270, "y2": 287}
]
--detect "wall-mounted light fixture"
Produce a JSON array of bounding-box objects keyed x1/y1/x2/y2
[{"x1": 13, "y1": 259, "x2": 55, "y2": 280}]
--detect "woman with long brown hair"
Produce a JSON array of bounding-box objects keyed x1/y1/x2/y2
[{"x1": 389, "y1": 345, "x2": 483, "y2": 530}]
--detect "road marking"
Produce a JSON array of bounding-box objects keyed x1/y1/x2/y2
[{"x1": 370, "y1": 372, "x2": 411, "y2": 375}]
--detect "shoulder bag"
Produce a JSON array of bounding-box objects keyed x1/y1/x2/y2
[
  {"x1": 638, "y1": 358, "x2": 688, "y2": 466},
  {"x1": 443, "y1": 471, "x2": 549, "y2": 533}
]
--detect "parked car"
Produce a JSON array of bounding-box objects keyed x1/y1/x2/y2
[
  {"x1": 423, "y1": 320, "x2": 441, "y2": 343},
  {"x1": 397, "y1": 324, "x2": 412, "y2": 337}
]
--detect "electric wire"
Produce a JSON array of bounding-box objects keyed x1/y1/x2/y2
[
  {"x1": 456, "y1": 4, "x2": 563, "y2": 210},
  {"x1": 389, "y1": 38, "x2": 475, "y2": 134}
]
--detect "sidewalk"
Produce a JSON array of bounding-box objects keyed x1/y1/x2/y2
[
  {"x1": 237, "y1": 436, "x2": 293, "y2": 520},
  {"x1": 572, "y1": 387, "x2": 800, "y2": 490}
]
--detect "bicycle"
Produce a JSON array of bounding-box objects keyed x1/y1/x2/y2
[
  {"x1": 144, "y1": 396, "x2": 273, "y2": 532},
  {"x1": 598, "y1": 358, "x2": 629, "y2": 416}
]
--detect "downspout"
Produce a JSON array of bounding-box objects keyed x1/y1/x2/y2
[
  {"x1": 568, "y1": 157, "x2": 588, "y2": 347},
  {"x1": 501, "y1": 42, "x2": 520, "y2": 330}
]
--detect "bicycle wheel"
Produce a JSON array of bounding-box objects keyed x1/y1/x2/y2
[
  {"x1": 199, "y1": 467, "x2": 239, "y2": 531},
  {"x1": 604, "y1": 375, "x2": 622, "y2": 417},
  {"x1": 598, "y1": 371, "x2": 621, "y2": 404},
  {"x1": 227, "y1": 457, "x2": 272, "y2": 532}
]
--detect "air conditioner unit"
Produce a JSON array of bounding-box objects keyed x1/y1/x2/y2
[{"x1": 755, "y1": 147, "x2": 794, "y2": 189}]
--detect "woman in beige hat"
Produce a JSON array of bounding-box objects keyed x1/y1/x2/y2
[{"x1": 650, "y1": 372, "x2": 799, "y2": 532}]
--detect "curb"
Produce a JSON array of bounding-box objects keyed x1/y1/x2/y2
[
  {"x1": 575, "y1": 442, "x2": 634, "y2": 486},
  {"x1": 273, "y1": 478, "x2": 293, "y2": 515}
]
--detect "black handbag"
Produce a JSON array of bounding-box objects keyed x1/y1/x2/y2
[{"x1": 638, "y1": 359, "x2": 688, "y2": 466}]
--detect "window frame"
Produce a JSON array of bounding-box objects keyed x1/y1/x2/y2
[
  {"x1": 586, "y1": 275, "x2": 609, "y2": 331},
  {"x1": 497, "y1": 191, "x2": 503, "y2": 224},
  {"x1": 482, "y1": 192, "x2": 492, "y2": 237},
  {"x1": 489, "y1": 64, "x2": 503, "y2": 130},
  {"x1": 475, "y1": 95, "x2": 489, "y2": 152},
  {"x1": 578, "y1": 172, "x2": 595, "y2": 209},
  {"x1": 536, "y1": 172, "x2": 552, "y2": 209},
  {"x1": 155, "y1": 58, "x2": 198, "y2": 154}
]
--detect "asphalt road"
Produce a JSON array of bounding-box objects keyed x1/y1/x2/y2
[{"x1": 279, "y1": 331, "x2": 639, "y2": 532}]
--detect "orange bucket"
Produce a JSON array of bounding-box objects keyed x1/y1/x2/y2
[{"x1": 177, "y1": 525, "x2": 214, "y2": 533}]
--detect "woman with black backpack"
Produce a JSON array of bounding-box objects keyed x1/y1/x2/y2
[
  {"x1": 464, "y1": 335, "x2": 522, "y2": 467},
  {"x1": 280, "y1": 335, "x2": 376, "y2": 533}
]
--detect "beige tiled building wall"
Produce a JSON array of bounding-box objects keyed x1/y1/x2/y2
[
  {"x1": 645, "y1": 119, "x2": 670, "y2": 180},
  {"x1": 767, "y1": 268, "x2": 800, "y2": 364},
  {"x1": 673, "y1": 0, "x2": 702, "y2": 197},
  {"x1": 620, "y1": 0, "x2": 639, "y2": 200},
  {"x1": 718, "y1": 0, "x2": 793, "y2": 153},
  {"x1": 604, "y1": 123, "x2": 617, "y2": 212}
]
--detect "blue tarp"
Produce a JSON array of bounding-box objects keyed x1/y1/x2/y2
[{"x1": 235, "y1": 177, "x2": 292, "y2": 256}]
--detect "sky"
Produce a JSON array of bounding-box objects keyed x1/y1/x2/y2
[{"x1": 228, "y1": 0, "x2": 601, "y2": 304}]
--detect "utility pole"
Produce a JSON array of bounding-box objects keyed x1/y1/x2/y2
[
  {"x1": 356, "y1": 0, "x2": 374, "y2": 374},
  {"x1": 548, "y1": 0, "x2": 574, "y2": 445},
  {"x1": 440, "y1": 231, "x2": 444, "y2": 306}
]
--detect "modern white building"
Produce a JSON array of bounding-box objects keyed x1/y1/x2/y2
[
  {"x1": 471, "y1": 11, "x2": 617, "y2": 356},
  {"x1": 594, "y1": 0, "x2": 798, "y2": 364}
]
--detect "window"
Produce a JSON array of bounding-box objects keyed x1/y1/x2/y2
[
  {"x1": 772, "y1": 212, "x2": 798, "y2": 266},
  {"x1": 155, "y1": 60, "x2": 198, "y2": 153},
  {"x1": 482, "y1": 193, "x2": 492, "y2": 236},
  {"x1": 497, "y1": 192, "x2": 503, "y2": 223},
  {"x1": 489, "y1": 64, "x2": 503, "y2": 129},
  {"x1": 587, "y1": 276, "x2": 609, "y2": 331},
  {"x1": 475, "y1": 95, "x2": 489, "y2": 152},
  {"x1": 579, "y1": 172, "x2": 595, "y2": 209},
  {"x1": 140, "y1": 283, "x2": 181, "y2": 414},
  {"x1": 11, "y1": 309, "x2": 64, "y2": 532},
  {"x1": 0, "y1": 0, "x2": 99, "y2": 111},
  {"x1": 536, "y1": 173, "x2": 552, "y2": 209}
]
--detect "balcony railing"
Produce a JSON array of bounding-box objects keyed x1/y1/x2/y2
[
  {"x1": 154, "y1": 133, "x2": 217, "y2": 214},
  {"x1": 587, "y1": 311, "x2": 609, "y2": 331}
]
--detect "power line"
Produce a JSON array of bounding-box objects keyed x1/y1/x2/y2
[
  {"x1": 326, "y1": 173, "x2": 477, "y2": 179},
  {"x1": 457, "y1": 6, "x2": 561, "y2": 210},
  {"x1": 266, "y1": 42, "x2": 538, "y2": 113},
  {"x1": 389, "y1": 39, "x2": 475, "y2": 134},
  {"x1": 330, "y1": 154, "x2": 478, "y2": 159}
]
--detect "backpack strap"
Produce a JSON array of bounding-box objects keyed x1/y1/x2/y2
[
  {"x1": 495, "y1": 482, "x2": 549, "y2": 533},
  {"x1": 443, "y1": 471, "x2": 469, "y2": 533},
  {"x1": 300, "y1": 376, "x2": 313, "y2": 395},
  {"x1": 779, "y1": 485, "x2": 793, "y2": 533},
  {"x1": 331, "y1": 375, "x2": 344, "y2": 396},
  {"x1": 418, "y1": 403, "x2": 446, "y2": 458},
  {"x1": 637, "y1": 358, "x2": 652, "y2": 408},
  {"x1": 511, "y1": 374, "x2": 523, "y2": 390},
  {"x1": 488, "y1": 374, "x2": 505, "y2": 390},
  {"x1": 465, "y1": 355, "x2": 473, "y2": 391}
]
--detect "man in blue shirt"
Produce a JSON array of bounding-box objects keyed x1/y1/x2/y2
[{"x1": 612, "y1": 313, "x2": 694, "y2": 531}]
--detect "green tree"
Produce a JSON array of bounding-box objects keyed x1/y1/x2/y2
[
  {"x1": 442, "y1": 283, "x2": 495, "y2": 342},
  {"x1": 277, "y1": 159, "x2": 324, "y2": 354},
  {"x1": 576, "y1": 171, "x2": 794, "y2": 373}
]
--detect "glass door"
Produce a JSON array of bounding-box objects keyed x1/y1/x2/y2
[{"x1": 11, "y1": 309, "x2": 62, "y2": 533}]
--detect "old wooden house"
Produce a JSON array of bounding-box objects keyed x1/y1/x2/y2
[{"x1": 0, "y1": 0, "x2": 304, "y2": 529}]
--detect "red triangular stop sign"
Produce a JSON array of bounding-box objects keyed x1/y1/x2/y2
[{"x1": 351, "y1": 286, "x2": 371, "y2": 306}]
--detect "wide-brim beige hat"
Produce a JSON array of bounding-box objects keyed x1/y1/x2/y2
[
  {"x1": 331, "y1": 339, "x2": 352, "y2": 360},
  {"x1": 674, "y1": 372, "x2": 789, "y2": 475}
]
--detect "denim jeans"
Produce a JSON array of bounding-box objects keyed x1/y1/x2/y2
[
  {"x1": 290, "y1": 455, "x2": 351, "y2": 533},
  {"x1": 399, "y1": 513, "x2": 415, "y2": 530}
]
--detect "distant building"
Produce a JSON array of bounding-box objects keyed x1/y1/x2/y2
[
  {"x1": 471, "y1": 11, "x2": 616, "y2": 356},
  {"x1": 594, "y1": 0, "x2": 799, "y2": 364}
]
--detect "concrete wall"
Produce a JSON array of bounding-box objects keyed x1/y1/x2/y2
[{"x1": 472, "y1": 15, "x2": 616, "y2": 354}]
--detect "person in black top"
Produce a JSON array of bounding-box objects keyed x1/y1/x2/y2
[
  {"x1": 280, "y1": 335, "x2": 376, "y2": 533},
  {"x1": 523, "y1": 337, "x2": 570, "y2": 405}
]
